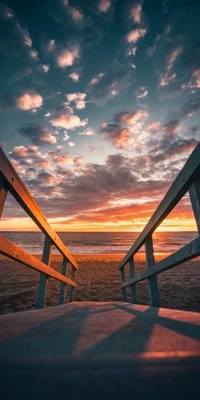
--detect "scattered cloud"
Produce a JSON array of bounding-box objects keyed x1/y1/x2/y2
[
  {"x1": 131, "y1": 2, "x2": 143, "y2": 24},
  {"x1": 69, "y1": 141, "x2": 75, "y2": 147},
  {"x1": 47, "y1": 148, "x2": 72, "y2": 164},
  {"x1": 192, "y1": 69, "x2": 200, "y2": 88},
  {"x1": 78, "y1": 128, "x2": 95, "y2": 136},
  {"x1": 15, "y1": 93, "x2": 43, "y2": 111},
  {"x1": 126, "y1": 28, "x2": 146, "y2": 43},
  {"x1": 135, "y1": 86, "x2": 148, "y2": 99},
  {"x1": 74, "y1": 156, "x2": 84, "y2": 165},
  {"x1": 147, "y1": 121, "x2": 161, "y2": 132},
  {"x1": 99, "y1": 0, "x2": 111, "y2": 13},
  {"x1": 69, "y1": 72, "x2": 79, "y2": 82},
  {"x1": 90, "y1": 73, "x2": 104, "y2": 85},
  {"x1": 51, "y1": 114, "x2": 87, "y2": 130},
  {"x1": 159, "y1": 46, "x2": 182, "y2": 87},
  {"x1": 66, "y1": 92, "x2": 87, "y2": 109},
  {"x1": 56, "y1": 46, "x2": 79, "y2": 68},
  {"x1": 40, "y1": 64, "x2": 49, "y2": 73},
  {"x1": 19, "y1": 125, "x2": 57, "y2": 146},
  {"x1": 163, "y1": 119, "x2": 181, "y2": 136},
  {"x1": 68, "y1": 6, "x2": 83, "y2": 22}
]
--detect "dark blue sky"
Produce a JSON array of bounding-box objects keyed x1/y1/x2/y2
[{"x1": 0, "y1": 0, "x2": 199, "y2": 231}]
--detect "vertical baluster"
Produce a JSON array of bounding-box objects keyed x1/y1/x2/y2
[
  {"x1": 189, "y1": 177, "x2": 200, "y2": 234},
  {"x1": 69, "y1": 266, "x2": 76, "y2": 302},
  {"x1": 0, "y1": 178, "x2": 7, "y2": 219},
  {"x1": 59, "y1": 257, "x2": 68, "y2": 305},
  {"x1": 129, "y1": 256, "x2": 137, "y2": 303},
  {"x1": 121, "y1": 266, "x2": 127, "y2": 302},
  {"x1": 36, "y1": 235, "x2": 52, "y2": 309},
  {"x1": 145, "y1": 235, "x2": 160, "y2": 307}
]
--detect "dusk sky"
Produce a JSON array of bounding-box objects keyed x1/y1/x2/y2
[{"x1": 0, "y1": 0, "x2": 200, "y2": 232}]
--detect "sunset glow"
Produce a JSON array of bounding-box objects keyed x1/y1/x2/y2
[{"x1": 0, "y1": 0, "x2": 199, "y2": 233}]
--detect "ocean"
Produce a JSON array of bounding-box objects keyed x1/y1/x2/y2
[{"x1": 0, "y1": 231, "x2": 198, "y2": 255}]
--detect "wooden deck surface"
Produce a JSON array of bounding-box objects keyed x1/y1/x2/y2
[{"x1": 0, "y1": 302, "x2": 200, "y2": 399}]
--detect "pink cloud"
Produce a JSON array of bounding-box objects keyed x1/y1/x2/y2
[
  {"x1": 15, "y1": 93, "x2": 43, "y2": 111},
  {"x1": 192, "y1": 69, "x2": 200, "y2": 88},
  {"x1": 131, "y1": 3, "x2": 143, "y2": 24},
  {"x1": 66, "y1": 92, "x2": 87, "y2": 109},
  {"x1": 68, "y1": 6, "x2": 83, "y2": 22},
  {"x1": 41, "y1": 64, "x2": 49, "y2": 73},
  {"x1": 74, "y1": 156, "x2": 84, "y2": 165},
  {"x1": 147, "y1": 121, "x2": 161, "y2": 132},
  {"x1": 56, "y1": 46, "x2": 79, "y2": 68},
  {"x1": 69, "y1": 72, "x2": 79, "y2": 82},
  {"x1": 99, "y1": 0, "x2": 111, "y2": 12},
  {"x1": 51, "y1": 114, "x2": 87, "y2": 130},
  {"x1": 126, "y1": 28, "x2": 146, "y2": 43}
]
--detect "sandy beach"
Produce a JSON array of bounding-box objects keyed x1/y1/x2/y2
[{"x1": 0, "y1": 253, "x2": 199, "y2": 314}]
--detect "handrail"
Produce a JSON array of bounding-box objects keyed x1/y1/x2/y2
[
  {"x1": 0, "y1": 148, "x2": 78, "y2": 269},
  {"x1": 119, "y1": 142, "x2": 200, "y2": 307},
  {"x1": 119, "y1": 142, "x2": 200, "y2": 270},
  {"x1": 0, "y1": 147, "x2": 78, "y2": 308}
]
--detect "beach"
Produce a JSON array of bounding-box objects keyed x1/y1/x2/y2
[{"x1": 0, "y1": 253, "x2": 199, "y2": 314}]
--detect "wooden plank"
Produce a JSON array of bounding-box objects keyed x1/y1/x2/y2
[
  {"x1": 59, "y1": 257, "x2": 68, "y2": 305},
  {"x1": 0, "y1": 235, "x2": 76, "y2": 287},
  {"x1": 145, "y1": 236, "x2": 160, "y2": 307},
  {"x1": 129, "y1": 256, "x2": 137, "y2": 303},
  {"x1": 120, "y1": 267, "x2": 127, "y2": 302},
  {"x1": 0, "y1": 178, "x2": 7, "y2": 219},
  {"x1": 119, "y1": 143, "x2": 200, "y2": 270},
  {"x1": 36, "y1": 236, "x2": 52, "y2": 309},
  {"x1": 0, "y1": 148, "x2": 78, "y2": 270},
  {"x1": 121, "y1": 236, "x2": 200, "y2": 289},
  {"x1": 69, "y1": 266, "x2": 76, "y2": 302},
  {"x1": 189, "y1": 177, "x2": 200, "y2": 233}
]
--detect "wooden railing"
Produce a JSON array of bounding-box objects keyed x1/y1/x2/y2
[
  {"x1": 0, "y1": 147, "x2": 78, "y2": 309},
  {"x1": 119, "y1": 142, "x2": 200, "y2": 307}
]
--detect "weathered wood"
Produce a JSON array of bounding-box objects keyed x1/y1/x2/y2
[
  {"x1": 121, "y1": 236, "x2": 200, "y2": 289},
  {"x1": 59, "y1": 257, "x2": 68, "y2": 305},
  {"x1": 0, "y1": 148, "x2": 78, "y2": 270},
  {"x1": 69, "y1": 266, "x2": 76, "y2": 302},
  {"x1": 119, "y1": 143, "x2": 200, "y2": 270},
  {"x1": 0, "y1": 235, "x2": 76, "y2": 287},
  {"x1": 36, "y1": 236, "x2": 52, "y2": 309},
  {"x1": 189, "y1": 177, "x2": 200, "y2": 233},
  {"x1": 0, "y1": 178, "x2": 7, "y2": 219},
  {"x1": 145, "y1": 236, "x2": 160, "y2": 307},
  {"x1": 129, "y1": 257, "x2": 137, "y2": 303},
  {"x1": 120, "y1": 267, "x2": 127, "y2": 302}
]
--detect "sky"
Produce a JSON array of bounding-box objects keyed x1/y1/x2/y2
[{"x1": 0, "y1": 0, "x2": 200, "y2": 232}]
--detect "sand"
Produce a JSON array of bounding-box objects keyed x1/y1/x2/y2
[{"x1": 0, "y1": 253, "x2": 199, "y2": 314}]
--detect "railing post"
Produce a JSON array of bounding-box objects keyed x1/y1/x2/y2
[
  {"x1": 59, "y1": 257, "x2": 68, "y2": 305},
  {"x1": 120, "y1": 267, "x2": 127, "y2": 302},
  {"x1": 145, "y1": 235, "x2": 160, "y2": 307},
  {"x1": 36, "y1": 235, "x2": 52, "y2": 309},
  {"x1": 129, "y1": 256, "x2": 137, "y2": 303},
  {"x1": 189, "y1": 177, "x2": 200, "y2": 234},
  {"x1": 0, "y1": 178, "x2": 8, "y2": 219},
  {"x1": 69, "y1": 266, "x2": 76, "y2": 302}
]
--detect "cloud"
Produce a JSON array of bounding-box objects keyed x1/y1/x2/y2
[
  {"x1": 135, "y1": 86, "x2": 148, "y2": 99},
  {"x1": 37, "y1": 172, "x2": 56, "y2": 185},
  {"x1": 69, "y1": 142, "x2": 75, "y2": 147},
  {"x1": 100, "y1": 109, "x2": 149, "y2": 149},
  {"x1": 51, "y1": 114, "x2": 88, "y2": 130},
  {"x1": 66, "y1": 92, "x2": 87, "y2": 109},
  {"x1": 47, "y1": 39, "x2": 55, "y2": 52},
  {"x1": 87, "y1": 62, "x2": 132, "y2": 104},
  {"x1": 47, "y1": 149, "x2": 72, "y2": 164},
  {"x1": 78, "y1": 128, "x2": 95, "y2": 136},
  {"x1": 98, "y1": 0, "x2": 111, "y2": 13},
  {"x1": 74, "y1": 156, "x2": 84, "y2": 165},
  {"x1": 127, "y1": 47, "x2": 137, "y2": 56},
  {"x1": 9, "y1": 145, "x2": 42, "y2": 159},
  {"x1": 147, "y1": 121, "x2": 161, "y2": 132},
  {"x1": 159, "y1": 46, "x2": 182, "y2": 87},
  {"x1": 68, "y1": 6, "x2": 83, "y2": 22},
  {"x1": 180, "y1": 98, "x2": 200, "y2": 118},
  {"x1": 40, "y1": 64, "x2": 49, "y2": 73},
  {"x1": 56, "y1": 46, "x2": 79, "y2": 68},
  {"x1": 19, "y1": 125, "x2": 57, "y2": 146},
  {"x1": 131, "y1": 3, "x2": 143, "y2": 24},
  {"x1": 69, "y1": 72, "x2": 79, "y2": 82},
  {"x1": 126, "y1": 28, "x2": 146, "y2": 43},
  {"x1": 192, "y1": 69, "x2": 200, "y2": 88},
  {"x1": 162, "y1": 119, "x2": 181, "y2": 136},
  {"x1": 15, "y1": 93, "x2": 43, "y2": 111}
]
